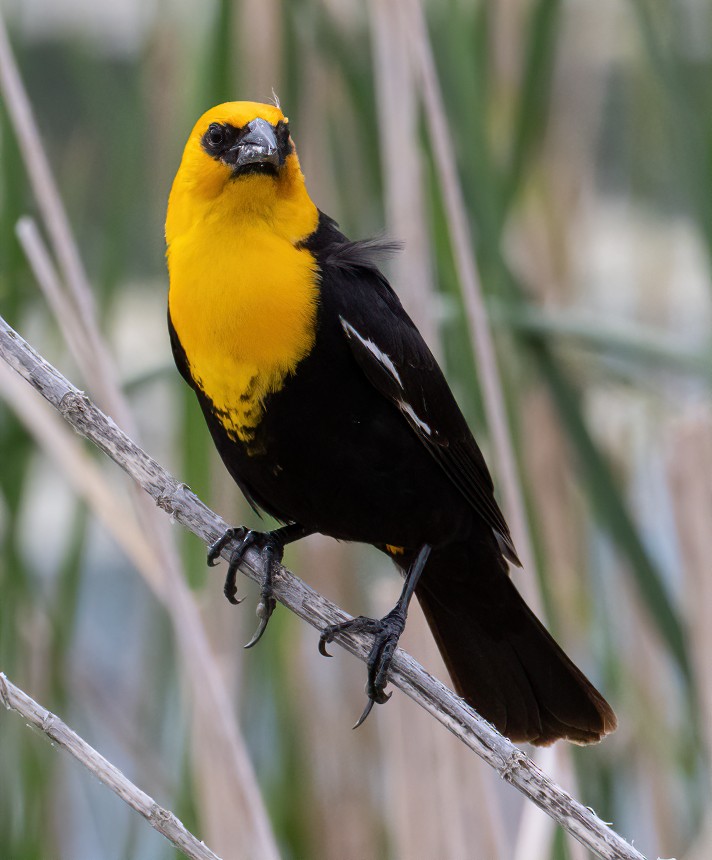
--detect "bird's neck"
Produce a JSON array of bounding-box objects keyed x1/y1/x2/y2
[{"x1": 166, "y1": 185, "x2": 320, "y2": 446}]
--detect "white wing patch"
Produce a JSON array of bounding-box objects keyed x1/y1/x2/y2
[
  {"x1": 398, "y1": 400, "x2": 432, "y2": 436},
  {"x1": 341, "y1": 317, "x2": 434, "y2": 439},
  {"x1": 340, "y1": 319, "x2": 403, "y2": 387}
]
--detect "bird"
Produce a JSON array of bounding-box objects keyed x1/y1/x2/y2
[{"x1": 165, "y1": 100, "x2": 617, "y2": 744}]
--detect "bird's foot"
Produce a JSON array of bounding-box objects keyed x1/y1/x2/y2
[
  {"x1": 207, "y1": 527, "x2": 281, "y2": 647},
  {"x1": 319, "y1": 607, "x2": 406, "y2": 728}
]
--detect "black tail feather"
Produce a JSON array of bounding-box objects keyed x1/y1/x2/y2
[{"x1": 416, "y1": 541, "x2": 617, "y2": 746}]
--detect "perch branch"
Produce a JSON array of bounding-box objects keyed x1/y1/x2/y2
[
  {"x1": 0, "y1": 673, "x2": 221, "y2": 860},
  {"x1": 0, "y1": 314, "x2": 646, "y2": 860}
]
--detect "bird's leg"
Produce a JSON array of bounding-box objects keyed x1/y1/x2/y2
[
  {"x1": 319, "y1": 543, "x2": 432, "y2": 728},
  {"x1": 207, "y1": 522, "x2": 312, "y2": 646}
]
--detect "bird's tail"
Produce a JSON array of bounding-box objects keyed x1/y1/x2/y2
[{"x1": 415, "y1": 540, "x2": 617, "y2": 746}]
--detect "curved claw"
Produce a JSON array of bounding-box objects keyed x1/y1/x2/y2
[
  {"x1": 208, "y1": 526, "x2": 307, "y2": 646},
  {"x1": 229, "y1": 529, "x2": 255, "y2": 568},
  {"x1": 353, "y1": 682, "x2": 392, "y2": 728},
  {"x1": 373, "y1": 688, "x2": 392, "y2": 706},
  {"x1": 318, "y1": 634, "x2": 334, "y2": 658},
  {"x1": 223, "y1": 560, "x2": 241, "y2": 605},
  {"x1": 207, "y1": 527, "x2": 243, "y2": 567},
  {"x1": 219, "y1": 530, "x2": 261, "y2": 606},
  {"x1": 352, "y1": 698, "x2": 375, "y2": 730},
  {"x1": 244, "y1": 615, "x2": 270, "y2": 649},
  {"x1": 244, "y1": 598, "x2": 276, "y2": 649},
  {"x1": 207, "y1": 528, "x2": 234, "y2": 566}
]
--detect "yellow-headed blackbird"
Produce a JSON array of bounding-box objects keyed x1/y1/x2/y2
[{"x1": 166, "y1": 101, "x2": 616, "y2": 744}]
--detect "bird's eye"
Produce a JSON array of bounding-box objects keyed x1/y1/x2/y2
[{"x1": 207, "y1": 123, "x2": 224, "y2": 147}]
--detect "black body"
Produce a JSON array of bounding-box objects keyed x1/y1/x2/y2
[{"x1": 169, "y1": 212, "x2": 616, "y2": 745}]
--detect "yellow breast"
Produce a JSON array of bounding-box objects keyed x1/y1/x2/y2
[
  {"x1": 166, "y1": 103, "x2": 320, "y2": 449},
  {"x1": 168, "y1": 220, "x2": 319, "y2": 445}
]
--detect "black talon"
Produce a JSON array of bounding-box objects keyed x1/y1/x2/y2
[
  {"x1": 317, "y1": 611, "x2": 405, "y2": 726},
  {"x1": 223, "y1": 554, "x2": 245, "y2": 605},
  {"x1": 221, "y1": 529, "x2": 256, "y2": 605},
  {"x1": 206, "y1": 522, "x2": 313, "y2": 642},
  {"x1": 224, "y1": 529, "x2": 281, "y2": 638},
  {"x1": 318, "y1": 631, "x2": 334, "y2": 657},
  {"x1": 208, "y1": 527, "x2": 242, "y2": 567},
  {"x1": 208, "y1": 527, "x2": 274, "y2": 610},
  {"x1": 352, "y1": 698, "x2": 375, "y2": 730},
  {"x1": 244, "y1": 541, "x2": 278, "y2": 648},
  {"x1": 318, "y1": 543, "x2": 432, "y2": 727},
  {"x1": 243, "y1": 594, "x2": 277, "y2": 649}
]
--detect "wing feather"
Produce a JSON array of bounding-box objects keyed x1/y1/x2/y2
[{"x1": 322, "y1": 243, "x2": 520, "y2": 565}]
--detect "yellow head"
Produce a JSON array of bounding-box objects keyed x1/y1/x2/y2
[{"x1": 166, "y1": 101, "x2": 318, "y2": 244}]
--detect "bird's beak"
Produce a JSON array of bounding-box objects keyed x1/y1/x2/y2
[{"x1": 227, "y1": 118, "x2": 280, "y2": 172}]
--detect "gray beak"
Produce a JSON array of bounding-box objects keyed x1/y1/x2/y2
[{"x1": 229, "y1": 118, "x2": 279, "y2": 170}]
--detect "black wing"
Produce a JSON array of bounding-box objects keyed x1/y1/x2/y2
[{"x1": 306, "y1": 213, "x2": 520, "y2": 566}]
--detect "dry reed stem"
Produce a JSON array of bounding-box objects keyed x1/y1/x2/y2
[
  {"x1": 0, "y1": 360, "x2": 158, "y2": 581},
  {"x1": 399, "y1": 3, "x2": 574, "y2": 856},
  {"x1": 0, "y1": 309, "x2": 276, "y2": 860},
  {"x1": 402, "y1": 0, "x2": 538, "y2": 584},
  {"x1": 12, "y1": 226, "x2": 277, "y2": 860},
  {"x1": 368, "y1": 0, "x2": 437, "y2": 349},
  {"x1": 368, "y1": 4, "x2": 507, "y2": 855},
  {"x1": 0, "y1": 340, "x2": 277, "y2": 852},
  {"x1": 0, "y1": 14, "x2": 279, "y2": 853},
  {"x1": 668, "y1": 411, "x2": 712, "y2": 860},
  {"x1": 0, "y1": 673, "x2": 222, "y2": 860},
  {"x1": 0, "y1": 313, "x2": 646, "y2": 860},
  {"x1": 0, "y1": 13, "x2": 120, "y2": 420}
]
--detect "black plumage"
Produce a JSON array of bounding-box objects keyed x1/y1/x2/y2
[{"x1": 169, "y1": 210, "x2": 616, "y2": 745}]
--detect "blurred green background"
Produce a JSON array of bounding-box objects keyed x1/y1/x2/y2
[{"x1": 1, "y1": 0, "x2": 711, "y2": 858}]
